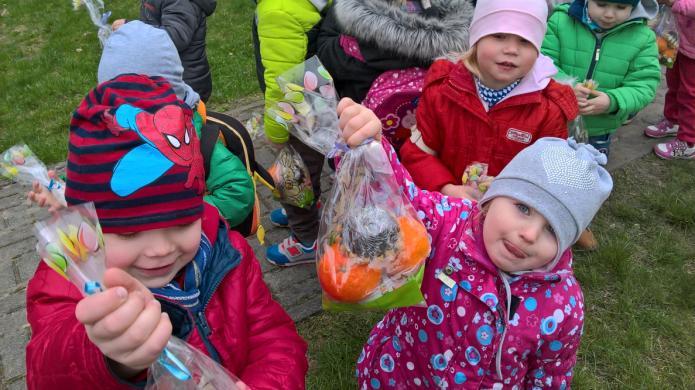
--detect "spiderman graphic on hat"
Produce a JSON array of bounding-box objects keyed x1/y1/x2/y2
[{"x1": 103, "y1": 103, "x2": 204, "y2": 197}]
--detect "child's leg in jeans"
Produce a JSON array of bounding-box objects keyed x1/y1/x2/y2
[
  {"x1": 283, "y1": 136, "x2": 325, "y2": 244},
  {"x1": 588, "y1": 133, "x2": 612, "y2": 158}
]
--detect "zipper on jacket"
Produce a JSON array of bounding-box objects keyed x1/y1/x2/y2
[
  {"x1": 192, "y1": 259, "x2": 235, "y2": 364},
  {"x1": 585, "y1": 37, "x2": 603, "y2": 81}
]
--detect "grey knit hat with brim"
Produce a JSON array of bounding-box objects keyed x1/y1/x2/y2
[
  {"x1": 480, "y1": 137, "x2": 613, "y2": 271},
  {"x1": 97, "y1": 21, "x2": 200, "y2": 108}
]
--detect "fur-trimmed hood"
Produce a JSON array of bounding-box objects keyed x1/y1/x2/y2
[{"x1": 334, "y1": 0, "x2": 475, "y2": 62}]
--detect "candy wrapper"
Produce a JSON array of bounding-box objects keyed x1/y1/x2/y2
[
  {"x1": 270, "y1": 56, "x2": 340, "y2": 156},
  {"x1": 33, "y1": 203, "x2": 246, "y2": 389},
  {"x1": 1, "y1": 144, "x2": 67, "y2": 207},
  {"x1": 569, "y1": 115, "x2": 589, "y2": 144},
  {"x1": 72, "y1": 0, "x2": 112, "y2": 46},
  {"x1": 461, "y1": 162, "x2": 494, "y2": 200},
  {"x1": 317, "y1": 141, "x2": 430, "y2": 310},
  {"x1": 267, "y1": 145, "x2": 314, "y2": 209},
  {"x1": 652, "y1": 5, "x2": 679, "y2": 68}
]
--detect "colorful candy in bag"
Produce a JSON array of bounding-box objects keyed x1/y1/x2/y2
[
  {"x1": 33, "y1": 203, "x2": 246, "y2": 389},
  {"x1": 653, "y1": 5, "x2": 679, "y2": 68},
  {"x1": 1, "y1": 144, "x2": 67, "y2": 207},
  {"x1": 267, "y1": 145, "x2": 315, "y2": 209},
  {"x1": 461, "y1": 162, "x2": 494, "y2": 199},
  {"x1": 270, "y1": 56, "x2": 340, "y2": 156},
  {"x1": 317, "y1": 141, "x2": 431, "y2": 310}
]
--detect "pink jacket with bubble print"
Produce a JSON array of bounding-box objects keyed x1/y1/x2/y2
[
  {"x1": 356, "y1": 139, "x2": 584, "y2": 389},
  {"x1": 673, "y1": 0, "x2": 695, "y2": 59}
]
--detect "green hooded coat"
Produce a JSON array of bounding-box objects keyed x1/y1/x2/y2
[{"x1": 541, "y1": 1, "x2": 661, "y2": 136}]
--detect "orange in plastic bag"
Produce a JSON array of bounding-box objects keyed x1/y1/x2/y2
[
  {"x1": 318, "y1": 243, "x2": 382, "y2": 303},
  {"x1": 386, "y1": 216, "x2": 430, "y2": 276}
]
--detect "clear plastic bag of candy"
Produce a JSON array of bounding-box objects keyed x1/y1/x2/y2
[
  {"x1": 461, "y1": 162, "x2": 494, "y2": 200},
  {"x1": 1, "y1": 144, "x2": 67, "y2": 207},
  {"x1": 73, "y1": 0, "x2": 112, "y2": 46},
  {"x1": 652, "y1": 5, "x2": 679, "y2": 68},
  {"x1": 33, "y1": 202, "x2": 246, "y2": 389},
  {"x1": 270, "y1": 56, "x2": 340, "y2": 156},
  {"x1": 267, "y1": 145, "x2": 315, "y2": 209},
  {"x1": 317, "y1": 140, "x2": 431, "y2": 310}
]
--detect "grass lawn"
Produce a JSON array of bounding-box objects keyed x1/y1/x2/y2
[
  {"x1": 3, "y1": 1, "x2": 694, "y2": 388},
  {"x1": 0, "y1": 0, "x2": 256, "y2": 163}
]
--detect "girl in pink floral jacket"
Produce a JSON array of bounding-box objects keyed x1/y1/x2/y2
[{"x1": 336, "y1": 98, "x2": 613, "y2": 389}]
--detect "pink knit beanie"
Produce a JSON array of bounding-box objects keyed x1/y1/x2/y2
[{"x1": 468, "y1": 0, "x2": 548, "y2": 53}]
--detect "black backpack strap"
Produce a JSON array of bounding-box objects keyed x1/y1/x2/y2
[
  {"x1": 200, "y1": 123, "x2": 221, "y2": 181},
  {"x1": 205, "y1": 111, "x2": 276, "y2": 190}
]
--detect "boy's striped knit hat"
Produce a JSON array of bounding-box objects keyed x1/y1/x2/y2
[{"x1": 66, "y1": 74, "x2": 205, "y2": 233}]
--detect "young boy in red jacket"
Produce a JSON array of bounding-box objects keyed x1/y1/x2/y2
[{"x1": 25, "y1": 74, "x2": 307, "y2": 389}]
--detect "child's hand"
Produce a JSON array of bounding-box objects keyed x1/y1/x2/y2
[
  {"x1": 75, "y1": 268, "x2": 172, "y2": 378},
  {"x1": 578, "y1": 91, "x2": 611, "y2": 116},
  {"x1": 441, "y1": 184, "x2": 481, "y2": 201},
  {"x1": 112, "y1": 19, "x2": 126, "y2": 31},
  {"x1": 337, "y1": 98, "x2": 382, "y2": 147},
  {"x1": 573, "y1": 84, "x2": 592, "y2": 100},
  {"x1": 27, "y1": 181, "x2": 64, "y2": 213}
]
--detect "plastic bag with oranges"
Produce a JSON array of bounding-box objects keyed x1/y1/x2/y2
[
  {"x1": 317, "y1": 140, "x2": 431, "y2": 310},
  {"x1": 652, "y1": 5, "x2": 679, "y2": 68}
]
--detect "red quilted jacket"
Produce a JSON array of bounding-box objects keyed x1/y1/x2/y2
[
  {"x1": 400, "y1": 59, "x2": 578, "y2": 191},
  {"x1": 25, "y1": 203, "x2": 308, "y2": 389}
]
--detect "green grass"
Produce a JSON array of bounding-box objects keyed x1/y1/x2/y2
[
  {"x1": 298, "y1": 156, "x2": 695, "y2": 389},
  {"x1": 0, "y1": 0, "x2": 256, "y2": 163}
]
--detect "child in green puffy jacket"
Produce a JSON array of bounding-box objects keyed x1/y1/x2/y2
[{"x1": 541, "y1": 0, "x2": 661, "y2": 157}]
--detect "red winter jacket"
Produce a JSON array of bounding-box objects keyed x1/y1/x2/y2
[
  {"x1": 400, "y1": 58, "x2": 578, "y2": 191},
  {"x1": 25, "y1": 203, "x2": 308, "y2": 389}
]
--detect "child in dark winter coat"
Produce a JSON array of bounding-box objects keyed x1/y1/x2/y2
[
  {"x1": 113, "y1": 0, "x2": 216, "y2": 102},
  {"x1": 337, "y1": 98, "x2": 613, "y2": 389},
  {"x1": 399, "y1": 0, "x2": 578, "y2": 200},
  {"x1": 316, "y1": 0, "x2": 475, "y2": 102},
  {"x1": 25, "y1": 75, "x2": 308, "y2": 389}
]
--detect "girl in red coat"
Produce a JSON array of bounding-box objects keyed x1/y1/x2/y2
[
  {"x1": 25, "y1": 75, "x2": 308, "y2": 389},
  {"x1": 400, "y1": 0, "x2": 579, "y2": 200}
]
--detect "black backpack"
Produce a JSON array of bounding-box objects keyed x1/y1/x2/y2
[{"x1": 200, "y1": 110, "x2": 274, "y2": 238}]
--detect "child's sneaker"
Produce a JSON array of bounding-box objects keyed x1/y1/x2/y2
[
  {"x1": 653, "y1": 139, "x2": 695, "y2": 160},
  {"x1": 266, "y1": 235, "x2": 317, "y2": 266},
  {"x1": 269, "y1": 207, "x2": 289, "y2": 227},
  {"x1": 644, "y1": 118, "x2": 679, "y2": 138}
]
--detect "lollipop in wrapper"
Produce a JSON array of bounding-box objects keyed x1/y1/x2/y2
[
  {"x1": 1, "y1": 144, "x2": 67, "y2": 207},
  {"x1": 268, "y1": 145, "x2": 315, "y2": 209},
  {"x1": 33, "y1": 203, "x2": 247, "y2": 389},
  {"x1": 270, "y1": 56, "x2": 340, "y2": 156}
]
